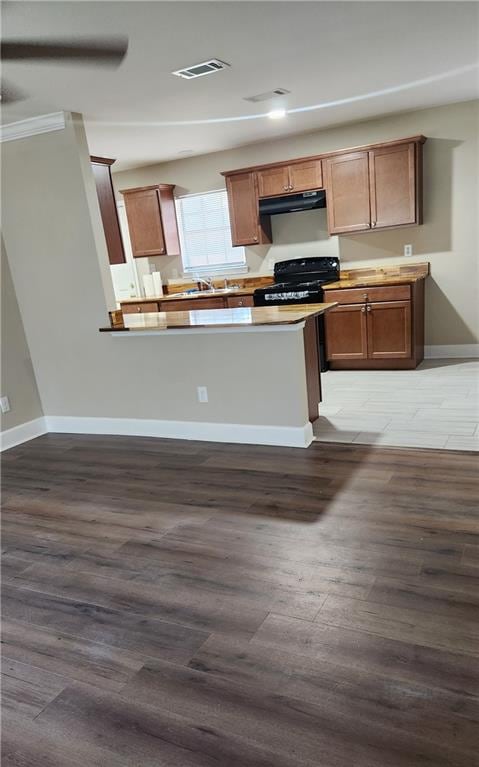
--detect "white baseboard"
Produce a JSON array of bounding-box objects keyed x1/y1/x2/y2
[
  {"x1": 0, "y1": 416, "x2": 48, "y2": 451},
  {"x1": 45, "y1": 415, "x2": 314, "y2": 449},
  {"x1": 424, "y1": 344, "x2": 479, "y2": 359}
]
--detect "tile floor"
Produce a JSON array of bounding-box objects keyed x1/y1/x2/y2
[{"x1": 314, "y1": 358, "x2": 479, "y2": 451}]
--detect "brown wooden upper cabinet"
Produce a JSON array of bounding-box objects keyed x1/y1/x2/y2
[
  {"x1": 257, "y1": 159, "x2": 323, "y2": 197},
  {"x1": 222, "y1": 135, "x2": 425, "y2": 245},
  {"x1": 324, "y1": 151, "x2": 370, "y2": 235},
  {"x1": 324, "y1": 139, "x2": 423, "y2": 235},
  {"x1": 119, "y1": 184, "x2": 180, "y2": 258},
  {"x1": 90, "y1": 156, "x2": 126, "y2": 265},
  {"x1": 225, "y1": 172, "x2": 272, "y2": 247}
]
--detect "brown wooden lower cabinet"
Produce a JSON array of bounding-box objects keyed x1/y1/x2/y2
[
  {"x1": 122, "y1": 293, "x2": 256, "y2": 314},
  {"x1": 324, "y1": 281, "x2": 424, "y2": 369}
]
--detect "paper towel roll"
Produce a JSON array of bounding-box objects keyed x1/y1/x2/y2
[
  {"x1": 142, "y1": 274, "x2": 155, "y2": 298},
  {"x1": 152, "y1": 271, "x2": 163, "y2": 297}
]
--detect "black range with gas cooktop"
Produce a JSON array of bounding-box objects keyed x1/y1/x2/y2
[{"x1": 254, "y1": 256, "x2": 340, "y2": 370}]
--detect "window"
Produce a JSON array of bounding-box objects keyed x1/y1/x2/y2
[{"x1": 176, "y1": 189, "x2": 246, "y2": 275}]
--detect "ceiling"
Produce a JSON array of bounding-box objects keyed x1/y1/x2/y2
[{"x1": 2, "y1": 1, "x2": 479, "y2": 170}]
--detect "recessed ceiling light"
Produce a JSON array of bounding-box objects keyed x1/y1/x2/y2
[{"x1": 267, "y1": 109, "x2": 287, "y2": 120}]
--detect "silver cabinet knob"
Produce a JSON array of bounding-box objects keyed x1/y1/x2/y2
[
  {"x1": 367, "y1": 305, "x2": 371, "y2": 312},
  {"x1": 371, "y1": 221, "x2": 377, "y2": 228},
  {"x1": 137, "y1": 306, "x2": 141, "y2": 312},
  {"x1": 361, "y1": 306, "x2": 366, "y2": 313}
]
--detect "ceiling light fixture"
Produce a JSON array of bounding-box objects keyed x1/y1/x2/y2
[{"x1": 267, "y1": 108, "x2": 287, "y2": 120}]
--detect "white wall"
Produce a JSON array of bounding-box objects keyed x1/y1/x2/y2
[
  {"x1": 113, "y1": 100, "x2": 479, "y2": 347},
  {"x1": 2, "y1": 113, "x2": 310, "y2": 444}
]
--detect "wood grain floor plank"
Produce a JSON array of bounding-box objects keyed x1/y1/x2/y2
[
  {"x1": 35, "y1": 684, "x2": 313, "y2": 767},
  {"x1": 315, "y1": 594, "x2": 479, "y2": 656},
  {"x1": 251, "y1": 614, "x2": 479, "y2": 697},
  {"x1": 1, "y1": 658, "x2": 66, "y2": 719},
  {"x1": 1, "y1": 709, "x2": 132, "y2": 767},
  {"x1": 1, "y1": 583, "x2": 209, "y2": 664},
  {"x1": 13, "y1": 562, "x2": 269, "y2": 638},
  {"x1": 1, "y1": 618, "x2": 143, "y2": 692}
]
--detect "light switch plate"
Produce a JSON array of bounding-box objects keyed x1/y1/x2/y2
[
  {"x1": 404, "y1": 244, "x2": 413, "y2": 257},
  {"x1": 197, "y1": 386, "x2": 208, "y2": 403},
  {"x1": 0, "y1": 396, "x2": 11, "y2": 413}
]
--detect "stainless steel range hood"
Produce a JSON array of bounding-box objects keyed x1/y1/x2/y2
[{"x1": 258, "y1": 190, "x2": 326, "y2": 216}]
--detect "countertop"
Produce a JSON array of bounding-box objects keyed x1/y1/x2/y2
[
  {"x1": 323, "y1": 274, "x2": 427, "y2": 290},
  {"x1": 101, "y1": 303, "x2": 337, "y2": 332},
  {"x1": 322, "y1": 261, "x2": 429, "y2": 290}
]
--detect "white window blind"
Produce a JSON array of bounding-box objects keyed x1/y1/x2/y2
[{"x1": 176, "y1": 189, "x2": 246, "y2": 275}]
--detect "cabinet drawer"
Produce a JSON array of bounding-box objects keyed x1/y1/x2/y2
[
  {"x1": 325, "y1": 284, "x2": 411, "y2": 305},
  {"x1": 121, "y1": 301, "x2": 159, "y2": 314},
  {"x1": 226, "y1": 295, "x2": 254, "y2": 308},
  {"x1": 160, "y1": 297, "x2": 226, "y2": 312}
]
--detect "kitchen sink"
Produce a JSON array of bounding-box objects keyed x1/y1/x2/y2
[{"x1": 168, "y1": 286, "x2": 240, "y2": 298}]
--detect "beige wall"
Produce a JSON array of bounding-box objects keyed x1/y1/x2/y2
[
  {"x1": 1, "y1": 238, "x2": 43, "y2": 431},
  {"x1": 114, "y1": 100, "x2": 479, "y2": 347},
  {"x1": 2, "y1": 114, "x2": 309, "y2": 433}
]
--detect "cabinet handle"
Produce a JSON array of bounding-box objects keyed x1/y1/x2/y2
[
  {"x1": 289, "y1": 185, "x2": 294, "y2": 191},
  {"x1": 137, "y1": 307, "x2": 141, "y2": 312},
  {"x1": 367, "y1": 306, "x2": 371, "y2": 312},
  {"x1": 283, "y1": 185, "x2": 289, "y2": 191},
  {"x1": 363, "y1": 293, "x2": 368, "y2": 299},
  {"x1": 361, "y1": 306, "x2": 366, "y2": 313},
  {"x1": 371, "y1": 221, "x2": 377, "y2": 228},
  {"x1": 365, "y1": 223, "x2": 371, "y2": 228},
  {"x1": 253, "y1": 235, "x2": 258, "y2": 242}
]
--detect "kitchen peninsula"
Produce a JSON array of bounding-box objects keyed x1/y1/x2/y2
[{"x1": 100, "y1": 303, "x2": 336, "y2": 447}]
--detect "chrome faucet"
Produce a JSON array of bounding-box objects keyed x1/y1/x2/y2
[{"x1": 195, "y1": 275, "x2": 215, "y2": 291}]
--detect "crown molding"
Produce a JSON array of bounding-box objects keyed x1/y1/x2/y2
[{"x1": 0, "y1": 111, "x2": 66, "y2": 143}]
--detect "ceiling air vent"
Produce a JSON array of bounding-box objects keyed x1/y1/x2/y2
[
  {"x1": 243, "y1": 88, "x2": 290, "y2": 103},
  {"x1": 172, "y1": 59, "x2": 230, "y2": 79}
]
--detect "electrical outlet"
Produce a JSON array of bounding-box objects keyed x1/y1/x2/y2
[
  {"x1": 404, "y1": 244, "x2": 413, "y2": 257},
  {"x1": 0, "y1": 396, "x2": 11, "y2": 413},
  {"x1": 197, "y1": 386, "x2": 208, "y2": 403}
]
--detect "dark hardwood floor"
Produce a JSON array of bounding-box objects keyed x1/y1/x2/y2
[{"x1": 1, "y1": 433, "x2": 478, "y2": 767}]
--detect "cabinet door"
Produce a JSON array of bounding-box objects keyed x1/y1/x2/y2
[
  {"x1": 289, "y1": 159, "x2": 323, "y2": 193},
  {"x1": 324, "y1": 151, "x2": 371, "y2": 234},
  {"x1": 226, "y1": 173, "x2": 262, "y2": 246},
  {"x1": 369, "y1": 143, "x2": 416, "y2": 228},
  {"x1": 91, "y1": 159, "x2": 126, "y2": 265},
  {"x1": 257, "y1": 166, "x2": 290, "y2": 197},
  {"x1": 325, "y1": 304, "x2": 368, "y2": 360},
  {"x1": 123, "y1": 189, "x2": 166, "y2": 257},
  {"x1": 367, "y1": 300, "x2": 411, "y2": 359}
]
